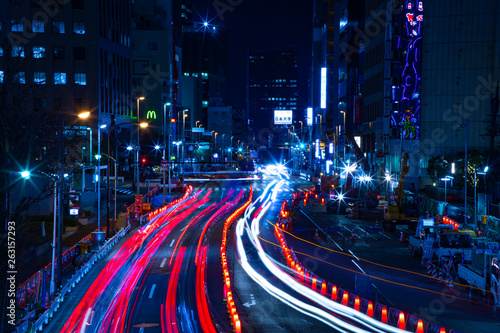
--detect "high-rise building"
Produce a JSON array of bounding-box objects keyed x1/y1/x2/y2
[
  {"x1": 181, "y1": 21, "x2": 228, "y2": 133},
  {"x1": 1, "y1": 0, "x2": 133, "y2": 163},
  {"x1": 247, "y1": 50, "x2": 299, "y2": 151},
  {"x1": 420, "y1": 0, "x2": 500, "y2": 179},
  {"x1": 131, "y1": 0, "x2": 175, "y2": 144}
]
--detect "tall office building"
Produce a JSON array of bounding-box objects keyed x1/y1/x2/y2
[
  {"x1": 1, "y1": 0, "x2": 133, "y2": 161},
  {"x1": 247, "y1": 50, "x2": 299, "y2": 150}
]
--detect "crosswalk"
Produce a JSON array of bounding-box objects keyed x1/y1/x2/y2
[{"x1": 110, "y1": 187, "x2": 134, "y2": 195}]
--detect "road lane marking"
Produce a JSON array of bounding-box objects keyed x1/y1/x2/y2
[
  {"x1": 243, "y1": 294, "x2": 256, "y2": 307},
  {"x1": 351, "y1": 260, "x2": 366, "y2": 274},
  {"x1": 371, "y1": 283, "x2": 394, "y2": 307},
  {"x1": 160, "y1": 258, "x2": 167, "y2": 268},
  {"x1": 348, "y1": 250, "x2": 359, "y2": 261},
  {"x1": 169, "y1": 239, "x2": 175, "y2": 247},
  {"x1": 298, "y1": 209, "x2": 343, "y2": 251},
  {"x1": 149, "y1": 284, "x2": 156, "y2": 298}
]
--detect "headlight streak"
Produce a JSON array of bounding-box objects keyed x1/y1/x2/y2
[
  {"x1": 237, "y1": 182, "x2": 410, "y2": 333},
  {"x1": 63, "y1": 187, "x2": 202, "y2": 333},
  {"x1": 235, "y1": 217, "x2": 360, "y2": 332}
]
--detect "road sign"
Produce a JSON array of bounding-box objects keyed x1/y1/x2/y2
[{"x1": 161, "y1": 159, "x2": 168, "y2": 171}]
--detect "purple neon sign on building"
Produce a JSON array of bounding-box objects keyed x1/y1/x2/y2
[{"x1": 391, "y1": 0, "x2": 423, "y2": 140}]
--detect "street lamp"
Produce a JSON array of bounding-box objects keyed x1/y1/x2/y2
[
  {"x1": 340, "y1": 111, "x2": 346, "y2": 158},
  {"x1": 136, "y1": 97, "x2": 145, "y2": 195},
  {"x1": 97, "y1": 121, "x2": 107, "y2": 232},
  {"x1": 440, "y1": 176, "x2": 453, "y2": 204},
  {"x1": 21, "y1": 171, "x2": 57, "y2": 298},
  {"x1": 475, "y1": 166, "x2": 488, "y2": 225},
  {"x1": 459, "y1": 121, "x2": 468, "y2": 219}
]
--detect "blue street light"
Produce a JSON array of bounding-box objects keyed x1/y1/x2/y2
[{"x1": 20, "y1": 171, "x2": 30, "y2": 179}]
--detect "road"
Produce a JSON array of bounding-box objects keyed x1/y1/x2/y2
[
  {"x1": 45, "y1": 171, "x2": 497, "y2": 333},
  {"x1": 54, "y1": 175, "x2": 344, "y2": 333}
]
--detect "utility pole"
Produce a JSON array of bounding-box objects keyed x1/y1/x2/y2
[{"x1": 56, "y1": 115, "x2": 64, "y2": 289}]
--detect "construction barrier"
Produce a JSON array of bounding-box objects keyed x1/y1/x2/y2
[{"x1": 273, "y1": 221, "x2": 454, "y2": 333}]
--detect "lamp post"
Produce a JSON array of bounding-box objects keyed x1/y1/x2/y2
[
  {"x1": 475, "y1": 166, "x2": 488, "y2": 225},
  {"x1": 440, "y1": 176, "x2": 452, "y2": 204},
  {"x1": 97, "y1": 120, "x2": 107, "y2": 232},
  {"x1": 136, "y1": 97, "x2": 145, "y2": 195},
  {"x1": 20, "y1": 171, "x2": 58, "y2": 298},
  {"x1": 459, "y1": 121, "x2": 468, "y2": 220},
  {"x1": 340, "y1": 111, "x2": 346, "y2": 158},
  {"x1": 163, "y1": 102, "x2": 171, "y2": 203}
]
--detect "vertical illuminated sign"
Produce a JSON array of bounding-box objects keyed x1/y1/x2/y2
[
  {"x1": 392, "y1": 0, "x2": 423, "y2": 140},
  {"x1": 306, "y1": 107, "x2": 313, "y2": 126},
  {"x1": 329, "y1": 142, "x2": 333, "y2": 154},
  {"x1": 320, "y1": 67, "x2": 327, "y2": 109},
  {"x1": 315, "y1": 139, "x2": 320, "y2": 158}
]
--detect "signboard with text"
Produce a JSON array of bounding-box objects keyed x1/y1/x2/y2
[{"x1": 274, "y1": 110, "x2": 293, "y2": 125}]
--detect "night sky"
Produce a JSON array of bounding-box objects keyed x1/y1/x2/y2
[{"x1": 192, "y1": 0, "x2": 312, "y2": 114}]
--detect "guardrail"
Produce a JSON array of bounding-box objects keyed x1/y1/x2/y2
[{"x1": 17, "y1": 224, "x2": 131, "y2": 332}]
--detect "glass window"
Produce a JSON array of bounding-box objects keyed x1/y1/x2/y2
[
  {"x1": 32, "y1": 46, "x2": 45, "y2": 58},
  {"x1": 73, "y1": 47, "x2": 85, "y2": 60},
  {"x1": 54, "y1": 72, "x2": 66, "y2": 85},
  {"x1": 53, "y1": 46, "x2": 65, "y2": 59},
  {"x1": 14, "y1": 72, "x2": 26, "y2": 84},
  {"x1": 0, "y1": 47, "x2": 2, "y2": 56},
  {"x1": 11, "y1": 20, "x2": 23, "y2": 32},
  {"x1": 0, "y1": 70, "x2": 3, "y2": 83},
  {"x1": 53, "y1": 21, "x2": 65, "y2": 33},
  {"x1": 12, "y1": 46, "x2": 24, "y2": 58},
  {"x1": 32, "y1": 20, "x2": 44, "y2": 33},
  {"x1": 34, "y1": 72, "x2": 46, "y2": 84},
  {"x1": 75, "y1": 73, "x2": 86, "y2": 85},
  {"x1": 73, "y1": 22, "x2": 85, "y2": 34}
]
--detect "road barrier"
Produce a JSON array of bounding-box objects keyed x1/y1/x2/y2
[
  {"x1": 273, "y1": 222, "x2": 452, "y2": 332},
  {"x1": 220, "y1": 187, "x2": 252, "y2": 333}
]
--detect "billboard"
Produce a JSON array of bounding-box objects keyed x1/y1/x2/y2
[
  {"x1": 274, "y1": 110, "x2": 293, "y2": 125},
  {"x1": 320, "y1": 67, "x2": 327, "y2": 109},
  {"x1": 306, "y1": 107, "x2": 313, "y2": 126}
]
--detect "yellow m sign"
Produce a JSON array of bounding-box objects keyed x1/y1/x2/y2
[{"x1": 146, "y1": 110, "x2": 157, "y2": 120}]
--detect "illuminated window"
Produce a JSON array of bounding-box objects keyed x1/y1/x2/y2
[
  {"x1": 201, "y1": 72, "x2": 208, "y2": 79},
  {"x1": 53, "y1": 21, "x2": 65, "y2": 33},
  {"x1": 202, "y1": 101, "x2": 208, "y2": 107},
  {"x1": 75, "y1": 73, "x2": 86, "y2": 85},
  {"x1": 32, "y1": 20, "x2": 44, "y2": 32},
  {"x1": 11, "y1": 20, "x2": 23, "y2": 32},
  {"x1": 14, "y1": 72, "x2": 25, "y2": 84},
  {"x1": 54, "y1": 72, "x2": 66, "y2": 85},
  {"x1": 0, "y1": 70, "x2": 3, "y2": 83},
  {"x1": 34, "y1": 72, "x2": 46, "y2": 84},
  {"x1": 73, "y1": 22, "x2": 85, "y2": 34},
  {"x1": 33, "y1": 46, "x2": 45, "y2": 58},
  {"x1": 0, "y1": 47, "x2": 2, "y2": 56},
  {"x1": 12, "y1": 46, "x2": 24, "y2": 58}
]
